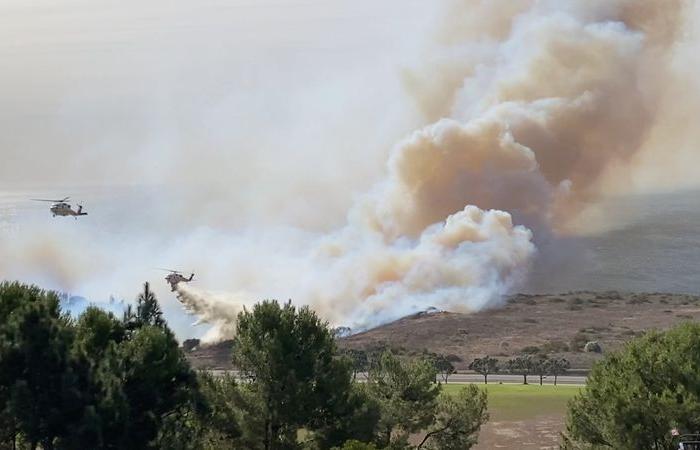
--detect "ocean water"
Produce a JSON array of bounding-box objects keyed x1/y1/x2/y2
[
  {"x1": 2, "y1": 187, "x2": 700, "y2": 310},
  {"x1": 528, "y1": 189, "x2": 700, "y2": 295}
]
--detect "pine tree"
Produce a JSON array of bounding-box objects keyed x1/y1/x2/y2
[{"x1": 125, "y1": 282, "x2": 165, "y2": 331}]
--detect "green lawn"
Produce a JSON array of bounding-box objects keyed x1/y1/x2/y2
[{"x1": 443, "y1": 383, "x2": 583, "y2": 421}]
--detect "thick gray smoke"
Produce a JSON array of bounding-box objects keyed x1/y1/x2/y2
[{"x1": 1, "y1": 0, "x2": 699, "y2": 341}]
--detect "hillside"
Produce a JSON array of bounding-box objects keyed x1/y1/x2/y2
[{"x1": 185, "y1": 291, "x2": 700, "y2": 370}]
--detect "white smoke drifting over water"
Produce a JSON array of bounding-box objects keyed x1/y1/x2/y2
[{"x1": 1, "y1": 0, "x2": 698, "y2": 341}]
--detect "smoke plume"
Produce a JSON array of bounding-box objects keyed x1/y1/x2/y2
[
  {"x1": 1, "y1": 0, "x2": 698, "y2": 341},
  {"x1": 179, "y1": 0, "x2": 692, "y2": 340}
]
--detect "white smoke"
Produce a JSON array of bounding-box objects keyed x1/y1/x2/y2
[{"x1": 1, "y1": 0, "x2": 698, "y2": 341}]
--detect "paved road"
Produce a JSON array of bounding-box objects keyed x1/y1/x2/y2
[
  {"x1": 437, "y1": 373, "x2": 585, "y2": 385},
  {"x1": 209, "y1": 370, "x2": 586, "y2": 385},
  {"x1": 352, "y1": 373, "x2": 586, "y2": 385}
]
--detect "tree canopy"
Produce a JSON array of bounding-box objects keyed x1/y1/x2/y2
[
  {"x1": 564, "y1": 323, "x2": 700, "y2": 450},
  {"x1": 469, "y1": 356, "x2": 499, "y2": 384},
  {"x1": 232, "y1": 300, "x2": 370, "y2": 449},
  {"x1": 0, "y1": 282, "x2": 492, "y2": 450},
  {"x1": 0, "y1": 281, "x2": 202, "y2": 450}
]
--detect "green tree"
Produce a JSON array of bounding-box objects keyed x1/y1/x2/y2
[
  {"x1": 0, "y1": 282, "x2": 204, "y2": 450},
  {"x1": 343, "y1": 349, "x2": 369, "y2": 381},
  {"x1": 0, "y1": 282, "x2": 81, "y2": 450},
  {"x1": 233, "y1": 300, "x2": 369, "y2": 449},
  {"x1": 119, "y1": 325, "x2": 200, "y2": 449},
  {"x1": 69, "y1": 307, "x2": 128, "y2": 448},
  {"x1": 547, "y1": 357, "x2": 570, "y2": 386},
  {"x1": 155, "y1": 372, "x2": 240, "y2": 450},
  {"x1": 432, "y1": 354, "x2": 456, "y2": 384},
  {"x1": 125, "y1": 282, "x2": 165, "y2": 331},
  {"x1": 532, "y1": 355, "x2": 550, "y2": 386},
  {"x1": 563, "y1": 323, "x2": 700, "y2": 449},
  {"x1": 505, "y1": 356, "x2": 533, "y2": 385},
  {"x1": 469, "y1": 356, "x2": 499, "y2": 384},
  {"x1": 417, "y1": 385, "x2": 488, "y2": 449},
  {"x1": 366, "y1": 352, "x2": 441, "y2": 447}
]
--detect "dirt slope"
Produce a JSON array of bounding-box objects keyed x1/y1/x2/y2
[
  {"x1": 186, "y1": 291, "x2": 700, "y2": 370},
  {"x1": 341, "y1": 291, "x2": 700, "y2": 369}
]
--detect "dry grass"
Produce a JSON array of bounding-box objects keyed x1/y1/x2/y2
[{"x1": 339, "y1": 291, "x2": 700, "y2": 369}]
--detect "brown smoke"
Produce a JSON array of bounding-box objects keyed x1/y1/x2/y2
[
  {"x1": 169, "y1": 0, "x2": 696, "y2": 341},
  {"x1": 2, "y1": 0, "x2": 698, "y2": 341},
  {"x1": 399, "y1": 0, "x2": 687, "y2": 233}
]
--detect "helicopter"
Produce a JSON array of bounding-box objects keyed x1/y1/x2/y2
[
  {"x1": 31, "y1": 197, "x2": 87, "y2": 218},
  {"x1": 158, "y1": 269, "x2": 195, "y2": 291}
]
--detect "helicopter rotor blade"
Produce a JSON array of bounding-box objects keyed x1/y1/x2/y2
[
  {"x1": 155, "y1": 268, "x2": 182, "y2": 273},
  {"x1": 31, "y1": 197, "x2": 70, "y2": 203}
]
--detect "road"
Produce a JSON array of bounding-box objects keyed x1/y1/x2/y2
[
  {"x1": 210, "y1": 370, "x2": 586, "y2": 385},
  {"x1": 437, "y1": 373, "x2": 585, "y2": 385},
  {"x1": 353, "y1": 373, "x2": 586, "y2": 385}
]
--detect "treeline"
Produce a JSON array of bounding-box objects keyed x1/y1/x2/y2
[
  {"x1": 342, "y1": 349, "x2": 570, "y2": 385},
  {"x1": 0, "y1": 282, "x2": 489, "y2": 450}
]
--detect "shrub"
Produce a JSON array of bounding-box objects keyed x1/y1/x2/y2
[
  {"x1": 521, "y1": 346, "x2": 542, "y2": 355},
  {"x1": 570, "y1": 332, "x2": 590, "y2": 352},
  {"x1": 584, "y1": 341, "x2": 603, "y2": 353}
]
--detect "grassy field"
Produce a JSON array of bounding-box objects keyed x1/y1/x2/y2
[
  {"x1": 443, "y1": 383, "x2": 582, "y2": 421},
  {"x1": 442, "y1": 383, "x2": 583, "y2": 449}
]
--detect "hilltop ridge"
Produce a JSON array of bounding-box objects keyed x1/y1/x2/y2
[{"x1": 186, "y1": 291, "x2": 700, "y2": 370}]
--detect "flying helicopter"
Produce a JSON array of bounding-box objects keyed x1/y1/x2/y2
[
  {"x1": 31, "y1": 197, "x2": 87, "y2": 218},
  {"x1": 158, "y1": 269, "x2": 195, "y2": 291}
]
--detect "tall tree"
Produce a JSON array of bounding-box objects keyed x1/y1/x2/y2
[
  {"x1": 0, "y1": 282, "x2": 204, "y2": 450},
  {"x1": 532, "y1": 355, "x2": 550, "y2": 386},
  {"x1": 0, "y1": 282, "x2": 81, "y2": 450},
  {"x1": 232, "y1": 300, "x2": 369, "y2": 449},
  {"x1": 417, "y1": 385, "x2": 488, "y2": 450},
  {"x1": 505, "y1": 356, "x2": 533, "y2": 385},
  {"x1": 72, "y1": 294, "x2": 200, "y2": 450},
  {"x1": 547, "y1": 358, "x2": 570, "y2": 386},
  {"x1": 127, "y1": 282, "x2": 165, "y2": 329},
  {"x1": 119, "y1": 325, "x2": 200, "y2": 449},
  {"x1": 432, "y1": 354, "x2": 456, "y2": 384},
  {"x1": 469, "y1": 356, "x2": 499, "y2": 384},
  {"x1": 564, "y1": 323, "x2": 700, "y2": 449},
  {"x1": 366, "y1": 352, "x2": 441, "y2": 448}
]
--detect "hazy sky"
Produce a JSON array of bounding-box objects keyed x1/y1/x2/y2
[
  {"x1": 0, "y1": 0, "x2": 437, "y2": 211},
  {"x1": 3, "y1": 0, "x2": 700, "y2": 340},
  {"x1": 0, "y1": 0, "x2": 445, "y2": 337}
]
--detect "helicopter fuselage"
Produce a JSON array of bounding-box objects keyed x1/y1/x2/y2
[
  {"x1": 165, "y1": 272, "x2": 194, "y2": 291},
  {"x1": 50, "y1": 203, "x2": 87, "y2": 217}
]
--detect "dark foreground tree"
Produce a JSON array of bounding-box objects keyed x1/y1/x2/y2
[
  {"x1": 366, "y1": 351, "x2": 487, "y2": 449},
  {"x1": 156, "y1": 372, "x2": 240, "y2": 450},
  {"x1": 417, "y1": 385, "x2": 488, "y2": 449},
  {"x1": 342, "y1": 348, "x2": 369, "y2": 381},
  {"x1": 367, "y1": 352, "x2": 441, "y2": 447},
  {"x1": 232, "y1": 300, "x2": 373, "y2": 449},
  {"x1": 0, "y1": 282, "x2": 78, "y2": 450},
  {"x1": 469, "y1": 356, "x2": 499, "y2": 384},
  {"x1": 0, "y1": 282, "x2": 203, "y2": 450},
  {"x1": 563, "y1": 323, "x2": 700, "y2": 450}
]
